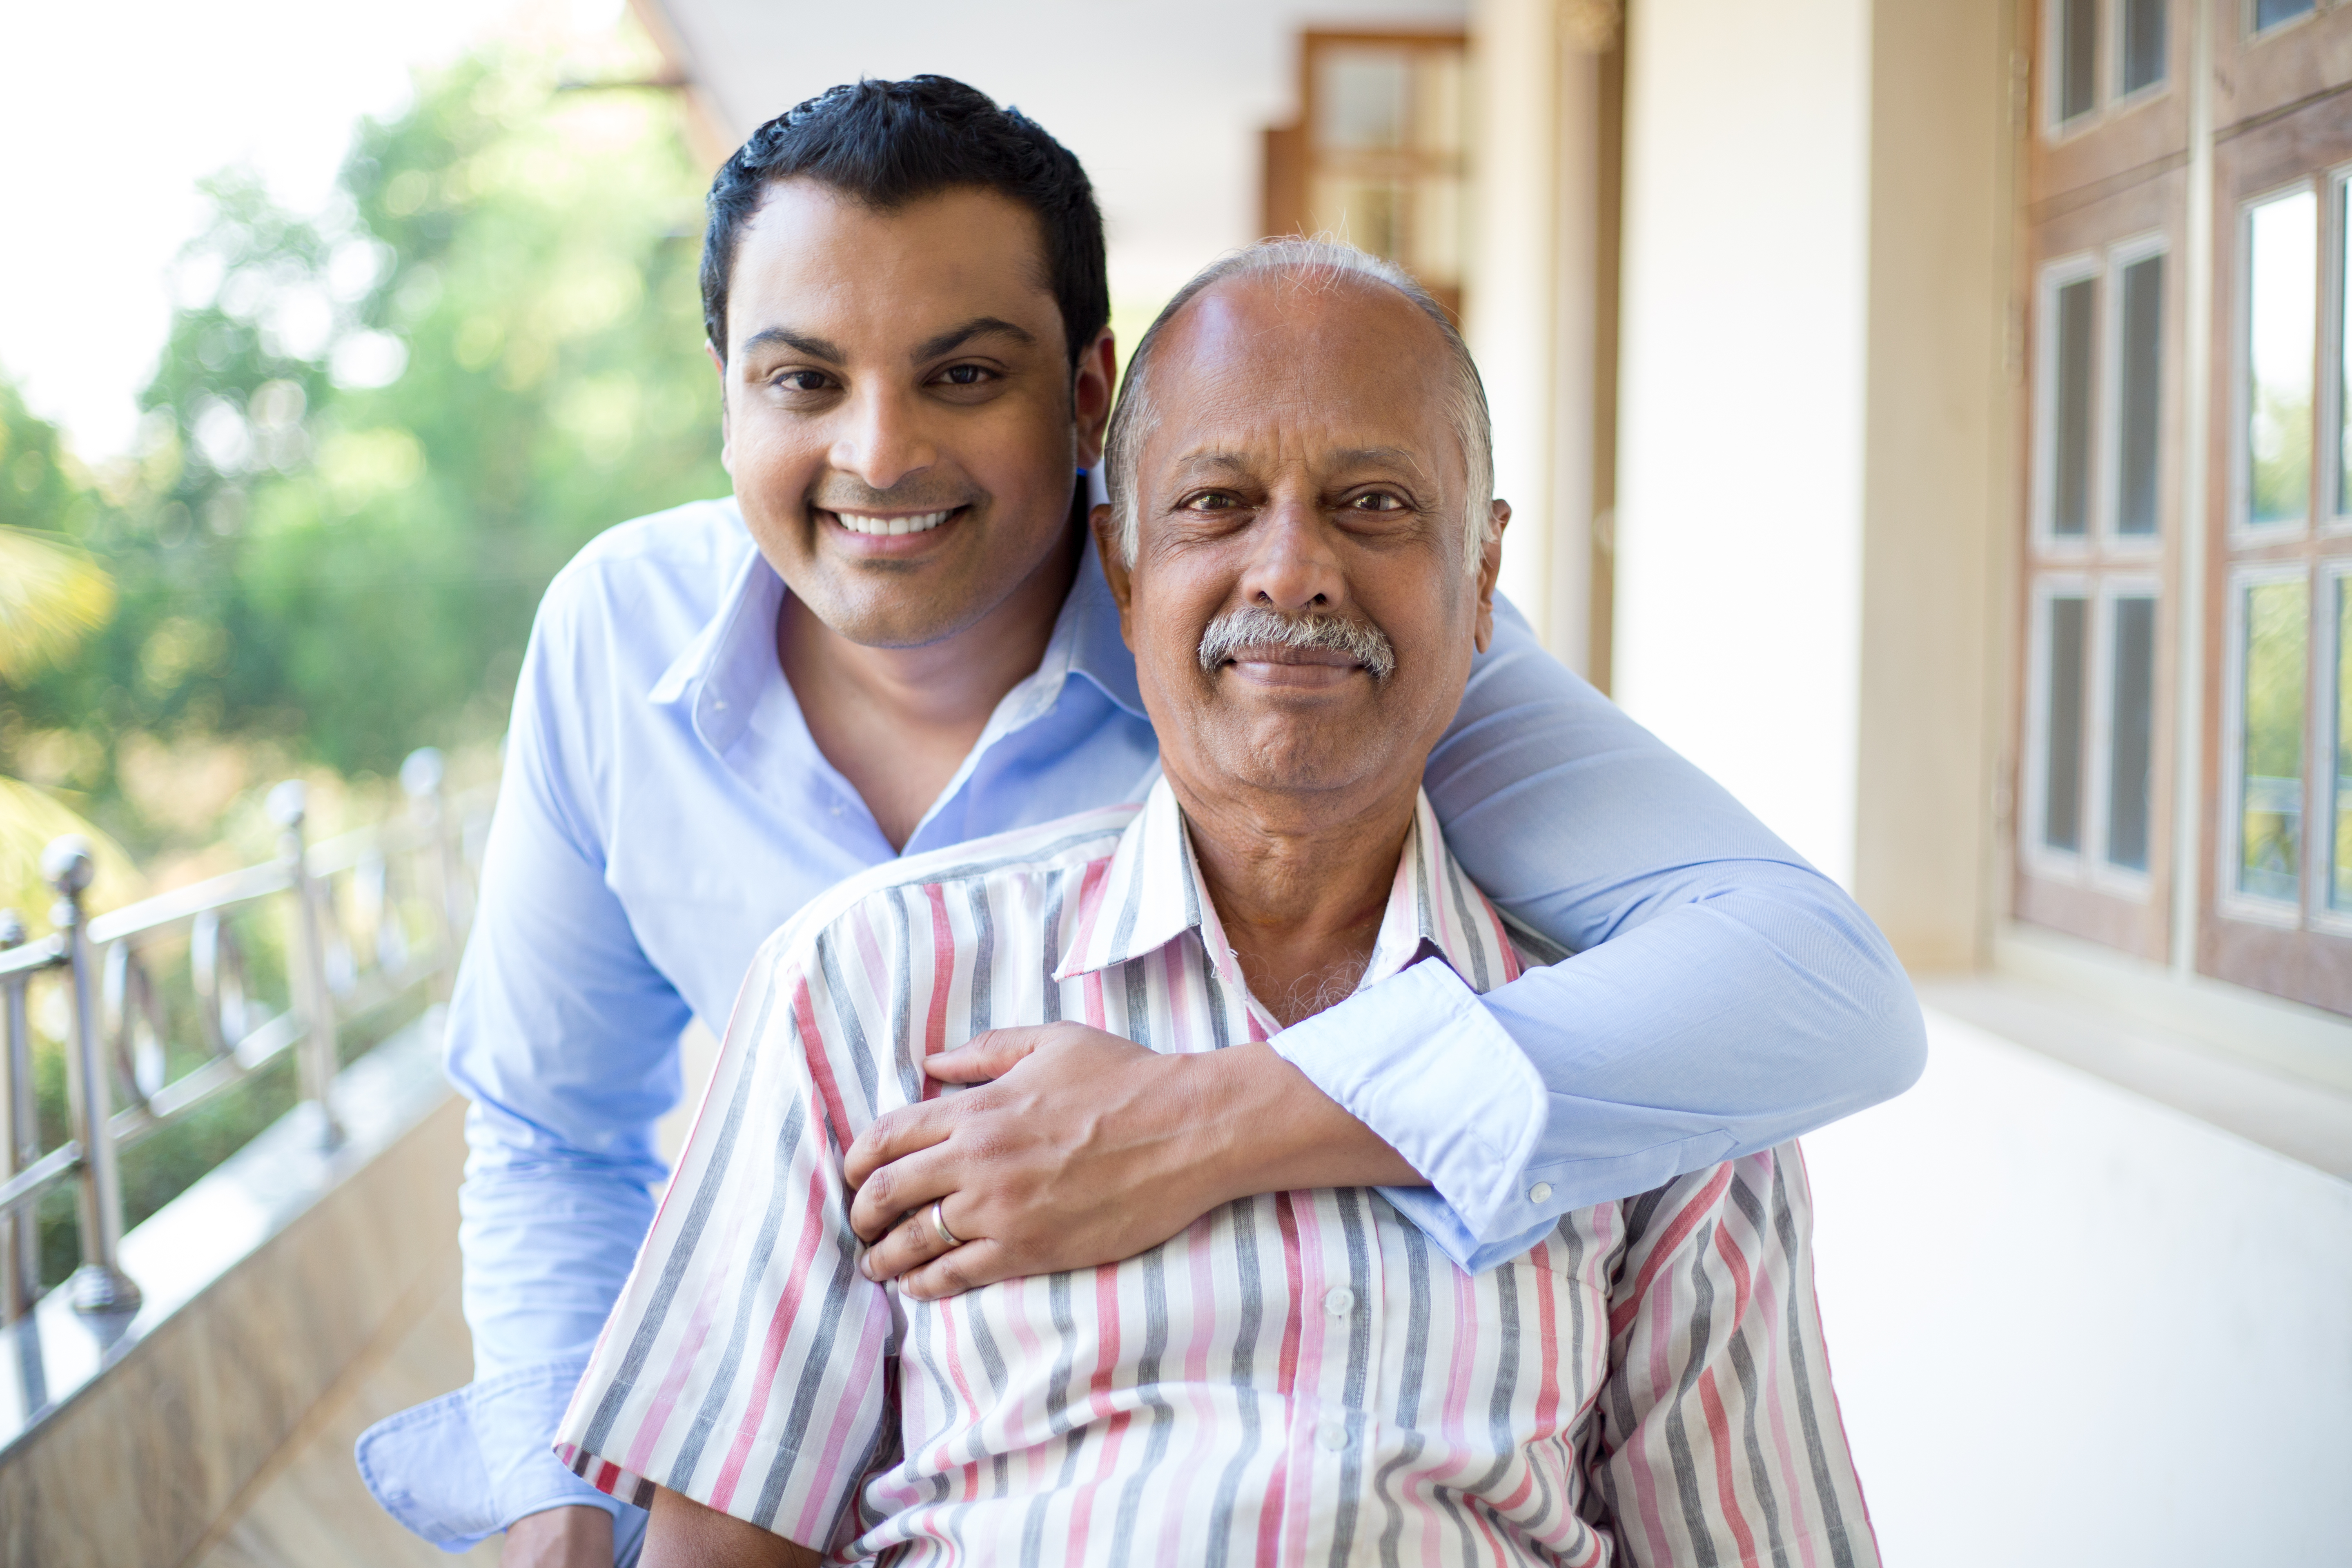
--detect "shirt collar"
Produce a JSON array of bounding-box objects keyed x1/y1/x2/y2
[
  {"x1": 1055, "y1": 776, "x2": 1521, "y2": 1002},
  {"x1": 648, "y1": 478, "x2": 1145, "y2": 756}
]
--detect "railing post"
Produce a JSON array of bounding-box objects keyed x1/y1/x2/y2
[
  {"x1": 268, "y1": 782, "x2": 342, "y2": 1146},
  {"x1": 400, "y1": 747, "x2": 460, "y2": 1003},
  {"x1": 1, "y1": 909, "x2": 40, "y2": 1323},
  {"x1": 45, "y1": 838, "x2": 140, "y2": 1315}
]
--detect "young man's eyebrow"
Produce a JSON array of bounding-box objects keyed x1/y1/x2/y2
[
  {"x1": 739, "y1": 326, "x2": 846, "y2": 362},
  {"x1": 911, "y1": 316, "x2": 1036, "y2": 362}
]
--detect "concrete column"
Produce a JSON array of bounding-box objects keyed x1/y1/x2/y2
[
  {"x1": 1467, "y1": 0, "x2": 1562, "y2": 647},
  {"x1": 1613, "y1": 0, "x2": 2006, "y2": 961}
]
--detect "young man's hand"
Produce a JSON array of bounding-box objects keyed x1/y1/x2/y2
[
  {"x1": 501, "y1": 1506, "x2": 610, "y2": 1568},
  {"x1": 842, "y1": 1025, "x2": 1420, "y2": 1298}
]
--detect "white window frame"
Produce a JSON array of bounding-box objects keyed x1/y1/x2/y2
[
  {"x1": 2089, "y1": 575, "x2": 2163, "y2": 898},
  {"x1": 2314, "y1": 559, "x2": 2352, "y2": 937},
  {"x1": 2245, "y1": 0, "x2": 2319, "y2": 43},
  {"x1": 2108, "y1": 0, "x2": 2172, "y2": 109},
  {"x1": 2323, "y1": 167, "x2": 2352, "y2": 538},
  {"x1": 2036, "y1": 253, "x2": 2105, "y2": 555},
  {"x1": 2045, "y1": 0, "x2": 2104, "y2": 138},
  {"x1": 2024, "y1": 571, "x2": 2097, "y2": 882},
  {"x1": 2102, "y1": 233, "x2": 2169, "y2": 555},
  {"x1": 2234, "y1": 181, "x2": 2321, "y2": 543},
  {"x1": 2217, "y1": 560, "x2": 2314, "y2": 929}
]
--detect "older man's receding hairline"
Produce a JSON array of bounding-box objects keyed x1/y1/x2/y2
[{"x1": 1104, "y1": 237, "x2": 1495, "y2": 572}]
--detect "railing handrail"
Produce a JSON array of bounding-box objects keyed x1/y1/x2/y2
[{"x1": 0, "y1": 747, "x2": 489, "y2": 1321}]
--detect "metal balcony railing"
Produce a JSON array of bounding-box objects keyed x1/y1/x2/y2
[{"x1": 0, "y1": 748, "x2": 490, "y2": 1322}]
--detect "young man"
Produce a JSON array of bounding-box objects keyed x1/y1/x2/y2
[
  {"x1": 559, "y1": 241, "x2": 1876, "y2": 1566},
  {"x1": 355, "y1": 78, "x2": 1919, "y2": 1567}
]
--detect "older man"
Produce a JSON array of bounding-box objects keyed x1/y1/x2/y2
[{"x1": 554, "y1": 241, "x2": 1876, "y2": 1568}]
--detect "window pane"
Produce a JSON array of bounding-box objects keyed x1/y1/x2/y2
[
  {"x1": 2052, "y1": 277, "x2": 2097, "y2": 535},
  {"x1": 2335, "y1": 580, "x2": 2352, "y2": 909},
  {"x1": 1318, "y1": 50, "x2": 1410, "y2": 151},
  {"x1": 2254, "y1": 0, "x2": 2315, "y2": 30},
  {"x1": 2121, "y1": 0, "x2": 2166, "y2": 94},
  {"x1": 2045, "y1": 596, "x2": 2088, "y2": 853},
  {"x1": 2107, "y1": 596, "x2": 2157, "y2": 871},
  {"x1": 2118, "y1": 255, "x2": 2164, "y2": 535},
  {"x1": 2247, "y1": 191, "x2": 2316, "y2": 526},
  {"x1": 2060, "y1": 0, "x2": 2098, "y2": 121},
  {"x1": 2239, "y1": 578, "x2": 2307, "y2": 902}
]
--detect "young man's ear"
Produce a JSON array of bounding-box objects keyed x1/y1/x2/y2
[
  {"x1": 706, "y1": 340, "x2": 733, "y2": 474},
  {"x1": 1090, "y1": 502, "x2": 1137, "y2": 650},
  {"x1": 1073, "y1": 327, "x2": 1117, "y2": 470},
  {"x1": 1473, "y1": 499, "x2": 1510, "y2": 655}
]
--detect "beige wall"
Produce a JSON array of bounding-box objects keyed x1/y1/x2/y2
[
  {"x1": 1851, "y1": 0, "x2": 2011, "y2": 969},
  {"x1": 1614, "y1": 0, "x2": 2009, "y2": 964}
]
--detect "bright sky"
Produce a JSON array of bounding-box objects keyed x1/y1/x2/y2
[{"x1": 0, "y1": 0, "x2": 622, "y2": 460}]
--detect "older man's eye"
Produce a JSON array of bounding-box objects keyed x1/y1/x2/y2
[
  {"x1": 1184, "y1": 492, "x2": 1236, "y2": 511},
  {"x1": 1349, "y1": 492, "x2": 1406, "y2": 511}
]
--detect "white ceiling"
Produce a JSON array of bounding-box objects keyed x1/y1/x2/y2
[{"x1": 645, "y1": 0, "x2": 1468, "y2": 308}]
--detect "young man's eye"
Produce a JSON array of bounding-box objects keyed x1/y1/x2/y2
[
  {"x1": 775, "y1": 370, "x2": 832, "y2": 393},
  {"x1": 938, "y1": 364, "x2": 993, "y2": 386}
]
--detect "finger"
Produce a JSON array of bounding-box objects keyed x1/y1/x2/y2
[
  {"x1": 846, "y1": 1141, "x2": 960, "y2": 1243},
  {"x1": 842, "y1": 1098, "x2": 956, "y2": 1192},
  {"x1": 896, "y1": 1237, "x2": 1015, "y2": 1302},
  {"x1": 860, "y1": 1196, "x2": 970, "y2": 1283},
  {"x1": 924, "y1": 1027, "x2": 1045, "y2": 1083}
]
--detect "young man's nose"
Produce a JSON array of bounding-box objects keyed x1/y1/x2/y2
[{"x1": 828, "y1": 382, "x2": 940, "y2": 492}]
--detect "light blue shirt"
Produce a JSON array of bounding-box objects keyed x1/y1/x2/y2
[{"x1": 356, "y1": 492, "x2": 1924, "y2": 1553}]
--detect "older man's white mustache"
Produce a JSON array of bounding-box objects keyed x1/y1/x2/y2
[{"x1": 1196, "y1": 607, "x2": 1397, "y2": 681}]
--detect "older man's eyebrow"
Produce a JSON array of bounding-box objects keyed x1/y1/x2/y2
[
  {"x1": 739, "y1": 326, "x2": 845, "y2": 363},
  {"x1": 912, "y1": 316, "x2": 1037, "y2": 362}
]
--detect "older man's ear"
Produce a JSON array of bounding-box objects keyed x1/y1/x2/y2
[
  {"x1": 1474, "y1": 499, "x2": 1510, "y2": 655},
  {"x1": 1092, "y1": 501, "x2": 1138, "y2": 648}
]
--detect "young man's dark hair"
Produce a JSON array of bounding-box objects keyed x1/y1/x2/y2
[{"x1": 701, "y1": 75, "x2": 1109, "y2": 369}]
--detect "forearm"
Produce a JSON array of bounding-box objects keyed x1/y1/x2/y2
[
  {"x1": 644, "y1": 1486, "x2": 820, "y2": 1568},
  {"x1": 1181, "y1": 1041, "x2": 1423, "y2": 1204}
]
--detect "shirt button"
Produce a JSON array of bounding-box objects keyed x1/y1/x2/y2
[
  {"x1": 1316, "y1": 1419, "x2": 1349, "y2": 1452},
  {"x1": 1324, "y1": 1287, "x2": 1355, "y2": 1318},
  {"x1": 1528, "y1": 1182, "x2": 1554, "y2": 1205}
]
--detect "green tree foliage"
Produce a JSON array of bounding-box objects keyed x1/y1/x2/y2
[{"x1": 10, "y1": 51, "x2": 727, "y2": 798}]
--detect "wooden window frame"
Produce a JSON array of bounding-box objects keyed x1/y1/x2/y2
[
  {"x1": 1260, "y1": 28, "x2": 1469, "y2": 320},
  {"x1": 2195, "y1": 74, "x2": 2352, "y2": 1012}
]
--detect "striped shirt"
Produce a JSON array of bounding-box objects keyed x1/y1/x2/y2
[{"x1": 554, "y1": 779, "x2": 1877, "y2": 1565}]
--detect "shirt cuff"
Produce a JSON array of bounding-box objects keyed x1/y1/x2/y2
[
  {"x1": 1270, "y1": 957, "x2": 1550, "y2": 1267},
  {"x1": 356, "y1": 1353, "x2": 633, "y2": 1550}
]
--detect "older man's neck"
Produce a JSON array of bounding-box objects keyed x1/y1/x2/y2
[{"x1": 1178, "y1": 780, "x2": 1418, "y2": 1029}]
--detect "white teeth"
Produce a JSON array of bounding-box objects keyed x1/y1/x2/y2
[{"x1": 834, "y1": 509, "x2": 953, "y2": 537}]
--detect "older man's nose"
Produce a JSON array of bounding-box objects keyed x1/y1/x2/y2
[
  {"x1": 829, "y1": 384, "x2": 938, "y2": 492},
  {"x1": 1241, "y1": 497, "x2": 1346, "y2": 611}
]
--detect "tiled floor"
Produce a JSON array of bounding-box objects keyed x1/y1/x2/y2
[{"x1": 189, "y1": 1247, "x2": 497, "y2": 1568}]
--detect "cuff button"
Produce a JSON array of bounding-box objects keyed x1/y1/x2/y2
[{"x1": 1528, "y1": 1182, "x2": 1553, "y2": 1205}]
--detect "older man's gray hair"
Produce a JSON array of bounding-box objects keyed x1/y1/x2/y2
[{"x1": 1103, "y1": 238, "x2": 1497, "y2": 575}]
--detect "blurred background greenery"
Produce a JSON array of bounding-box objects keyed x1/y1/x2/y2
[
  {"x1": 1, "y1": 34, "x2": 728, "y2": 932},
  {"x1": 0, "y1": 27, "x2": 729, "y2": 1277}
]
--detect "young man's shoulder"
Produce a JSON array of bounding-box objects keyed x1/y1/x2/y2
[{"x1": 535, "y1": 494, "x2": 755, "y2": 642}]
